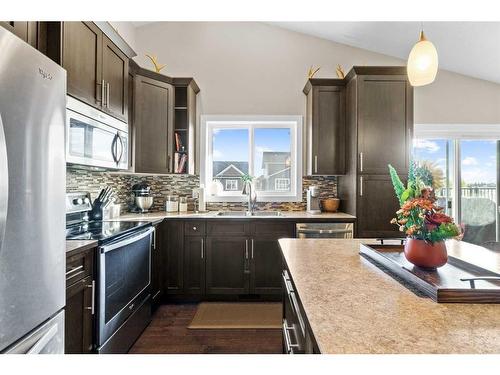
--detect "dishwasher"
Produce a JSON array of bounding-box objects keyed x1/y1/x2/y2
[{"x1": 296, "y1": 222, "x2": 354, "y2": 238}]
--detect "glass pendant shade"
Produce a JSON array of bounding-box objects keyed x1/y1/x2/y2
[{"x1": 407, "y1": 31, "x2": 439, "y2": 86}]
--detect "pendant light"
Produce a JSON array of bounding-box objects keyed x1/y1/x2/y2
[{"x1": 407, "y1": 27, "x2": 439, "y2": 86}]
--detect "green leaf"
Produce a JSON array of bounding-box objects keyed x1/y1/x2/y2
[
  {"x1": 401, "y1": 189, "x2": 411, "y2": 202},
  {"x1": 388, "y1": 164, "x2": 405, "y2": 204}
]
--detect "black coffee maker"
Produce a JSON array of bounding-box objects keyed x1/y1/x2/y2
[{"x1": 130, "y1": 182, "x2": 153, "y2": 213}]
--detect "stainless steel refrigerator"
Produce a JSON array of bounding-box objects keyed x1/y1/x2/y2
[{"x1": 0, "y1": 27, "x2": 66, "y2": 353}]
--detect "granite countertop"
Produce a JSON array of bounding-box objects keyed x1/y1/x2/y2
[
  {"x1": 66, "y1": 240, "x2": 98, "y2": 254},
  {"x1": 111, "y1": 211, "x2": 356, "y2": 223},
  {"x1": 279, "y1": 238, "x2": 500, "y2": 354}
]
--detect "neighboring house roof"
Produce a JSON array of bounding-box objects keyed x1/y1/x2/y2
[
  {"x1": 213, "y1": 161, "x2": 248, "y2": 177},
  {"x1": 267, "y1": 166, "x2": 291, "y2": 179},
  {"x1": 261, "y1": 152, "x2": 291, "y2": 168}
]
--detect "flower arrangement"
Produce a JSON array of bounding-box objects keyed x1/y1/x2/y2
[{"x1": 388, "y1": 162, "x2": 461, "y2": 243}]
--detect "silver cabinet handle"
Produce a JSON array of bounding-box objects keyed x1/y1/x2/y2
[
  {"x1": 200, "y1": 238, "x2": 204, "y2": 259},
  {"x1": 359, "y1": 152, "x2": 364, "y2": 172},
  {"x1": 85, "y1": 280, "x2": 95, "y2": 315},
  {"x1": 106, "y1": 82, "x2": 110, "y2": 108},
  {"x1": 66, "y1": 264, "x2": 84, "y2": 277},
  {"x1": 360, "y1": 176, "x2": 363, "y2": 197},
  {"x1": 100, "y1": 79, "x2": 105, "y2": 105},
  {"x1": 282, "y1": 320, "x2": 299, "y2": 354},
  {"x1": 251, "y1": 239, "x2": 254, "y2": 259},
  {"x1": 314, "y1": 155, "x2": 318, "y2": 174},
  {"x1": 152, "y1": 227, "x2": 156, "y2": 250},
  {"x1": 245, "y1": 239, "x2": 249, "y2": 259}
]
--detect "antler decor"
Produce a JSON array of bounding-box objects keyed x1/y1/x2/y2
[
  {"x1": 307, "y1": 66, "x2": 320, "y2": 79},
  {"x1": 145, "y1": 54, "x2": 166, "y2": 73},
  {"x1": 335, "y1": 64, "x2": 345, "y2": 79}
]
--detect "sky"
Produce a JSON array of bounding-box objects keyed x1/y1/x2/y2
[
  {"x1": 212, "y1": 128, "x2": 291, "y2": 177},
  {"x1": 413, "y1": 138, "x2": 498, "y2": 185}
]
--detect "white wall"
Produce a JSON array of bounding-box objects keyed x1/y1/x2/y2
[
  {"x1": 109, "y1": 21, "x2": 137, "y2": 52},
  {"x1": 130, "y1": 22, "x2": 500, "y2": 124}
]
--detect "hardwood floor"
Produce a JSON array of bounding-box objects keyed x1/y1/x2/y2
[{"x1": 129, "y1": 304, "x2": 283, "y2": 354}]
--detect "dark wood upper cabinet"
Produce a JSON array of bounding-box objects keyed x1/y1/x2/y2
[
  {"x1": 357, "y1": 76, "x2": 412, "y2": 175},
  {"x1": 61, "y1": 22, "x2": 130, "y2": 122},
  {"x1": 0, "y1": 21, "x2": 38, "y2": 47},
  {"x1": 205, "y1": 236, "x2": 249, "y2": 295},
  {"x1": 102, "y1": 35, "x2": 128, "y2": 122},
  {"x1": 133, "y1": 74, "x2": 174, "y2": 174},
  {"x1": 304, "y1": 79, "x2": 346, "y2": 176},
  {"x1": 62, "y1": 22, "x2": 103, "y2": 108}
]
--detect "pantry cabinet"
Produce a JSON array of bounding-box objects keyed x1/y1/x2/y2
[{"x1": 338, "y1": 66, "x2": 413, "y2": 238}]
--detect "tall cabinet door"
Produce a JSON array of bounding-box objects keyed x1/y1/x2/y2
[
  {"x1": 102, "y1": 35, "x2": 128, "y2": 122},
  {"x1": 357, "y1": 174, "x2": 404, "y2": 238},
  {"x1": 205, "y1": 236, "x2": 249, "y2": 295},
  {"x1": 62, "y1": 22, "x2": 103, "y2": 108},
  {"x1": 183, "y1": 236, "x2": 206, "y2": 295},
  {"x1": 357, "y1": 76, "x2": 413, "y2": 175},
  {"x1": 311, "y1": 85, "x2": 346, "y2": 175},
  {"x1": 134, "y1": 75, "x2": 173, "y2": 174}
]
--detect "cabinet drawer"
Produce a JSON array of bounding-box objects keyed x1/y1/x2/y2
[
  {"x1": 207, "y1": 221, "x2": 249, "y2": 236},
  {"x1": 184, "y1": 221, "x2": 206, "y2": 236},
  {"x1": 66, "y1": 248, "x2": 94, "y2": 287},
  {"x1": 252, "y1": 221, "x2": 295, "y2": 237}
]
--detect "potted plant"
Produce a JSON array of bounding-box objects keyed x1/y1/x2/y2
[{"x1": 388, "y1": 162, "x2": 462, "y2": 269}]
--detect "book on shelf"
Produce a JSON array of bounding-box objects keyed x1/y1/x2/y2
[
  {"x1": 174, "y1": 152, "x2": 187, "y2": 173},
  {"x1": 175, "y1": 132, "x2": 185, "y2": 152}
]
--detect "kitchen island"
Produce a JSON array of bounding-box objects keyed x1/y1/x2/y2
[{"x1": 279, "y1": 238, "x2": 500, "y2": 354}]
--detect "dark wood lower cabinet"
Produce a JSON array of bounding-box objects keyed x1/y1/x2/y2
[
  {"x1": 357, "y1": 174, "x2": 404, "y2": 238},
  {"x1": 205, "y1": 236, "x2": 249, "y2": 295},
  {"x1": 184, "y1": 236, "x2": 206, "y2": 295},
  {"x1": 164, "y1": 221, "x2": 184, "y2": 294},
  {"x1": 151, "y1": 223, "x2": 164, "y2": 308},
  {"x1": 251, "y1": 235, "x2": 290, "y2": 295},
  {"x1": 65, "y1": 276, "x2": 94, "y2": 354}
]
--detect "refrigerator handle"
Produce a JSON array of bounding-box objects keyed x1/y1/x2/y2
[{"x1": 0, "y1": 113, "x2": 8, "y2": 254}]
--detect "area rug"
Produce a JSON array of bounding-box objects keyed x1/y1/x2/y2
[{"x1": 188, "y1": 302, "x2": 282, "y2": 329}]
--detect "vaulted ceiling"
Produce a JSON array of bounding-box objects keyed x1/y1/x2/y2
[{"x1": 270, "y1": 22, "x2": 500, "y2": 84}]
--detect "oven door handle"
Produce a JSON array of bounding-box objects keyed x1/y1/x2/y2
[
  {"x1": 99, "y1": 227, "x2": 154, "y2": 254},
  {"x1": 111, "y1": 133, "x2": 118, "y2": 164}
]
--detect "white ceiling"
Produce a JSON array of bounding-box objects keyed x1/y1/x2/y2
[{"x1": 269, "y1": 22, "x2": 500, "y2": 84}]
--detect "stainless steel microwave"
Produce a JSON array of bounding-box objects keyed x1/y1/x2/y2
[{"x1": 66, "y1": 96, "x2": 128, "y2": 170}]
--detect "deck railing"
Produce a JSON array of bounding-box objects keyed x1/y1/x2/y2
[{"x1": 437, "y1": 187, "x2": 497, "y2": 202}]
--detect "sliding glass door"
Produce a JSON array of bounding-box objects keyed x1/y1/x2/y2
[
  {"x1": 413, "y1": 136, "x2": 500, "y2": 248},
  {"x1": 459, "y1": 140, "x2": 499, "y2": 246}
]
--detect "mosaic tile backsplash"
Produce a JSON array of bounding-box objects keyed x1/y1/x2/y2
[{"x1": 66, "y1": 167, "x2": 338, "y2": 213}]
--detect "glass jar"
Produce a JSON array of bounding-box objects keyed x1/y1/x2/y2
[
  {"x1": 165, "y1": 195, "x2": 179, "y2": 212},
  {"x1": 179, "y1": 196, "x2": 188, "y2": 212}
]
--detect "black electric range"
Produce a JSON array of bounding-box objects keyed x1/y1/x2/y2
[{"x1": 66, "y1": 220, "x2": 151, "y2": 243}]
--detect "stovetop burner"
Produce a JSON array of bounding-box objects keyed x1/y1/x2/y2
[{"x1": 66, "y1": 220, "x2": 151, "y2": 242}]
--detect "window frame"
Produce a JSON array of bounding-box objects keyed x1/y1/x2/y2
[
  {"x1": 225, "y1": 179, "x2": 239, "y2": 191},
  {"x1": 200, "y1": 115, "x2": 303, "y2": 202},
  {"x1": 275, "y1": 178, "x2": 290, "y2": 191}
]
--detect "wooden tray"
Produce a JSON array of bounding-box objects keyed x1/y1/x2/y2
[{"x1": 360, "y1": 243, "x2": 500, "y2": 303}]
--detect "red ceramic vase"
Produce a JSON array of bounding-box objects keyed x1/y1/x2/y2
[{"x1": 404, "y1": 238, "x2": 448, "y2": 269}]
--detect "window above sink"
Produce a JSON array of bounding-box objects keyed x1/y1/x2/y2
[{"x1": 200, "y1": 115, "x2": 303, "y2": 203}]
